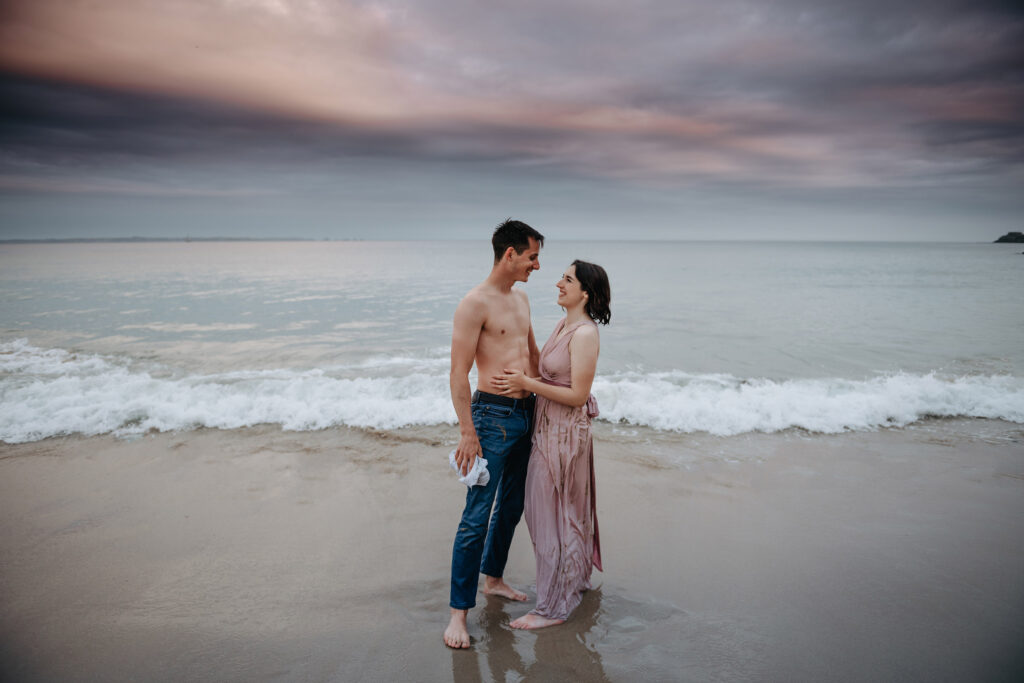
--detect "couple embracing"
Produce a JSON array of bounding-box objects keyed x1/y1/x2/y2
[{"x1": 444, "y1": 219, "x2": 610, "y2": 649}]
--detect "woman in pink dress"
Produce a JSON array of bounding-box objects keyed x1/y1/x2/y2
[{"x1": 491, "y1": 259, "x2": 611, "y2": 629}]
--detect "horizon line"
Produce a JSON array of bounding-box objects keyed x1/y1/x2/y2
[{"x1": 0, "y1": 236, "x2": 1010, "y2": 245}]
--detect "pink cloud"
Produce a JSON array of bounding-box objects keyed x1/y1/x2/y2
[{"x1": 0, "y1": 0, "x2": 413, "y2": 122}]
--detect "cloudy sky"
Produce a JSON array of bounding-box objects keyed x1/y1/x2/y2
[{"x1": 1, "y1": 0, "x2": 1021, "y2": 240}]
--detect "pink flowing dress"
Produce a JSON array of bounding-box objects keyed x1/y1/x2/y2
[{"x1": 525, "y1": 317, "x2": 602, "y2": 621}]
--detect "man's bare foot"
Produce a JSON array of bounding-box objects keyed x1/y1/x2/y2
[
  {"x1": 443, "y1": 608, "x2": 471, "y2": 649},
  {"x1": 482, "y1": 575, "x2": 528, "y2": 601},
  {"x1": 510, "y1": 613, "x2": 565, "y2": 630}
]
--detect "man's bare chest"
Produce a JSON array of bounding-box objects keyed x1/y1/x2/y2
[{"x1": 481, "y1": 303, "x2": 529, "y2": 341}]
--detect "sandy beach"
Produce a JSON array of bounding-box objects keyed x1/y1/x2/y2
[{"x1": 1, "y1": 420, "x2": 1022, "y2": 682}]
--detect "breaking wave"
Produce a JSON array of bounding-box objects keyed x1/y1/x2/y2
[{"x1": 2, "y1": 340, "x2": 1022, "y2": 443}]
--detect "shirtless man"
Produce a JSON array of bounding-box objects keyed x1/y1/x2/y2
[{"x1": 443, "y1": 219, "x2": 544, "y2": 649}]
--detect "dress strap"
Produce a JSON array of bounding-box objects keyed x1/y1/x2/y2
[{"x1": 555, "y1": 318, "x2": 594, "y2": 342}]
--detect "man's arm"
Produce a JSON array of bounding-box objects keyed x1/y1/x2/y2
[
  {"x1": 450, "y1": 293, "x2": 486, "y2": 475},
  {"x1": 524, "y1": 293, "x2": 540, "y2": 377},
  {"x1": 528, "y1": 324, "x2": 540, "y2": 377}
]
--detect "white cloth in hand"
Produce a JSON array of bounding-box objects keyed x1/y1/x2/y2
[{"x1": 449, "y1": 450, "x2": 490, "y2": 487}]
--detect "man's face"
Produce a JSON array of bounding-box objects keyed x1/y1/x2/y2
[{"x1": 510, "y1": 237, "x2": 541, "y2": 282}]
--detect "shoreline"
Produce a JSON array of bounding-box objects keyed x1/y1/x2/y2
[{"x1": 2, "y1": 420, "x2": 1023, "y2": 681}]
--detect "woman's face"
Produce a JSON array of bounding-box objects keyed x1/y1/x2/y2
[{"x1": 556, "y1": 265, "x2": 586, "y2": 308}]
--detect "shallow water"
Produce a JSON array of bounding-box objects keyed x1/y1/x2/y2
[{"x1": 2, "y1": 240, "x2": 1022, "y2": 444}]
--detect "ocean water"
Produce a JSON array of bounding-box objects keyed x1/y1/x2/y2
[{"x1": 1, "y1": 240, "x2": 1022, "y2": 444}]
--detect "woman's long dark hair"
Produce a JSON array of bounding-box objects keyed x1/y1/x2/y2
[{"x1": 571, "y1": 259, "x2": 611, "y2": 325}]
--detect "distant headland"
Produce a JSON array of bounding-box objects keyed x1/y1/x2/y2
[{"x1": 994, "y1": 232, "x2": 1024, "y2": 243}]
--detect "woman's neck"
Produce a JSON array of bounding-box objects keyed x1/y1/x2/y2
[{"x1": 564, "y1": 303, "x2": 589, "y2": 327}]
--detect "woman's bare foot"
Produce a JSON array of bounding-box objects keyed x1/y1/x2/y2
[
  {"x1": 509, "y1": 613, "x2": 565, "y2": 630},
  {"x1": 482, "y1": 575, "x2": 527, "y2": 601},
  {"x1": 443, "y1": 609, "x2": 471, "y2": 649}
]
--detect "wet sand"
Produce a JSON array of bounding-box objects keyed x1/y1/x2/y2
[{"x1": 1, "y1": 420, "x2": 1023, "y2": 682}]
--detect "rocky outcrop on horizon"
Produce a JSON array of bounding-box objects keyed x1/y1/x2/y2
[{"x1": 994, "y1": 232, "x2": 1024, "y2": 243}]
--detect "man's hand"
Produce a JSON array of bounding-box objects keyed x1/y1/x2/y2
[{"x1": 455, "y1": 431, "x2": 482, "y2": 476}]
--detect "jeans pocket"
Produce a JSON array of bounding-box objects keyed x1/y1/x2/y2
[{"x1": 478, "y1": 403, "x2": 514, "y2": 419}]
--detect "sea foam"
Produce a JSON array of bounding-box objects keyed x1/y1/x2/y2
[
  {"x1": 595, "y1": 370, "x2": 1024, "y2": 435},
  {"x1": 2, "y1": 340, "x2": 1022, "y2": 443}
]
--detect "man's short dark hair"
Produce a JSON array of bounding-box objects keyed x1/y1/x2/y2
[{"x1": 492, "y1": 218, "x2": 544, "y2": 263}]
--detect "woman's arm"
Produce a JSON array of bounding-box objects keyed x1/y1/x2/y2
[{"x1": 492, "y1": 325, "x2": 600, "y2": 408}]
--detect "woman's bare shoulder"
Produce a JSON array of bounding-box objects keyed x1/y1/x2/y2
[{"x1": 570, "y1": 323, "x2": 600, "y2": 349}]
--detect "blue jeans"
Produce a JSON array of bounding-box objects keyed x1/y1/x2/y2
[{"x1": 449, "y1": 395, "x2": 533, "y2": 609}]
